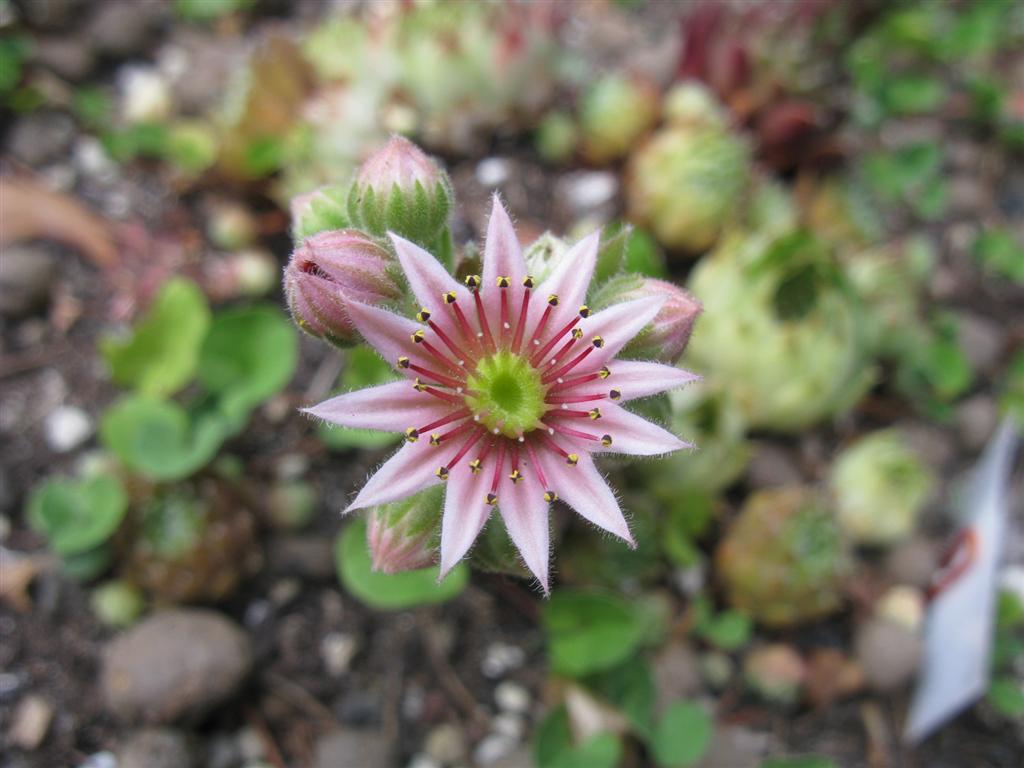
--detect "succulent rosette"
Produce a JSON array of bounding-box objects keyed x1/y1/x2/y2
[{"x1": 304, "y1": 197, "x2": 697, "y2": 592}]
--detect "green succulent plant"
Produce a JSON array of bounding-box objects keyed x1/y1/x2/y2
[{"x1": 716, "y1": 486, "x2": 851, "y2": 628}]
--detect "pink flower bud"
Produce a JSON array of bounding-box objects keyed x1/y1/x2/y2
[
  {"x1": 349, "y1": 136, "x2": 453, "y2": 246},
  {"x1": 283, "y1": 230, "x2": 401, "y2": 347},
  {"x1": 356, "y1": 135, "x2": 443, "y2": 195},
  {"x1": 594, "y1": 275, "x2": 702, "y2": 363},
  {"x1": 366, "y1": 489, "x2": 443, "y2": 574}
]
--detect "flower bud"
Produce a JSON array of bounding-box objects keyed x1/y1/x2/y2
[
  {"x1": 347, "y1": 136, "x2": 453, "y2": 246},
  {"x1": 367, "y1": 487, "x2": 443, "y2": 574},
  {"x1": 284, "y1": 230, "x2": 401, "y2": 347},
  {"x1": 592, "y1": 275, "x2": 702, "y2": 363},
  {"x1": 290, "y1": 184, "x2": 350, "y2": 243}
]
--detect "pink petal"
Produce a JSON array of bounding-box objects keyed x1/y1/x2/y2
[
  {"x1": 302, "y1": 381, "x2": 453, "y2": 432},
  {"x1": 528, "y1": 230, "x2": 600, "y2": 341},
  {"x1": 582, "y1": 297, "x2": 666, "y2": 367},
  {"x1": 482, "y1": 195, "x2": 527, "y2": 288},
  {"x1": 537, "y1": 446, "x2": 634, "y2": 546},
  {"x1": 593, "y1": 403, "x2": 692, "y2": 456},
  {"x1": 390, "y1": 233, "x2": 468, "y2": 343},
  {"x1": 345, "y1": 300, "x2": 421, "y2": 370},
  {"x1": 438, "y1": 465, "x2": 493, "y2": 578},
  {"x1": 345, "y1": 441, "x2": 456, "y2": 513},
  {"x1": 497, "y1": 466, "x2": 551, "y2": 594},
  {"x1": 600, "y1": 361, "x2": 701, "y2": 402}
]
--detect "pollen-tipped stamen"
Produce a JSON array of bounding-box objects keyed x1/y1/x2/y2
[
  {"x1": 487, "y1": 440, "x2": 507, "y2": 505},
  {"x1": 545, "y1": 392, "x2": 607, "y2": 405},
  {"x1": 546, "y1": 366, "x2": 611, "y2": 393},
  {"x1": 406, "y1": 362, "x2": 466, "y2": 390},
  {"x1": 527, "y1": 296, "x2": 558, "y2": 349},
  {"x1": 511, "y1": 278, "x2": 532, "y2": 353},
  {"x1": 473, "y1": 290, "x2": 497, "y2": 353},
  {"x1": 543, "y1": 346, "x2": 595, "y2": 384},
  {"x1": 417, "y1": 410, "x2": 471, "y2": 434},
  {"x1": 416, "y1": 381, "x2": 464, "y2": 404},
  {"x1": 443, "y1": 428, "x2": 486, "y2": 474},
  {"x1": 531, "y1": 315, "x2": 580, "y2": 366},
  {"x1": 428, "y1": 320, "x2": 475, "y2": 366},
  {"x1": 498, "y1": 278, "x2": 511, "y2": 334}
]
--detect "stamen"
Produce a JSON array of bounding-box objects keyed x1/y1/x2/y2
[
  {"x1": 414, "y1": 380, "x2": 464, "y2": 404},
  {"x1": 511, "y1": 277, "x2": 532, "y2": 353},
  {"x1": 578, "y1": 305, "x2": 591, "y2": 318},
  {"x1": 435, "y1": 466, "x2": 449, "y2": 480},
  {"x1": 537, "y1": 432, "x2": 576, "y2": 465},
  {"x1": 407, "y1": 362, "x2": 465, "y2": 390},
  {"x1": 527, "y1": 295, "x2": 558, "y2": 349},
  {"x1": 487, "y1": 441, "x2": 507, "y2": 505},
  {"x1": 417, "y1": 410, "x2": 471, "y2": 434},
  {"x1": 430, "y1": 420, "x2": 475, "y2": 446},
  {"x1": 523, "y1": 440, "x2": 555, "y2": 502},
  {"x1": 545, "y1": 409, "x2": 598, "y2": 419},
  {"x1": 471, "y1": 439, "x2": 495, "y2": 475},
  {"x1": 531, "y1": 315, "x2": 580, "y2": 366},
  {"x1": 445, "y1": 294, "x2": 483, "y2": 355},
  {"x1": 545, "y1": 421, "x2": 601, "y2": 443},
  {"x1": 542, "y1": 345, "x2": 595, "y2": 384},
  {"x1": 443, "y1": 428, "x2": 485, "y2": 472},
  {"x1": 404, "y1": 427, "x2": 419, "y2": 443},
  {"x1": 428, "y1": 320, "x2": 474, "y2": 365},
  {"x1": 473, "y1": 290, "x2": 496, "y2": 353},
  {"x1": 609, "y1": 388, "x2": 621, "y2": 401},
  {"x1": 412, "y1": 330, "x2": 464, "y2": 374},
  {"x1": 464, "y1": 275, "x2": 481, "y2": 290},
  {"x1": 509, "y1": 444, "x2": 522, "y2": 484},
  {"x1": 545, "y1": 392, "x2": 607, "y2": 405},
  {"x1": 546, "y1": 366, "x2": 610, "y2": 393}
]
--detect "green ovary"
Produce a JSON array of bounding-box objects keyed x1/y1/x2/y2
[{"x1": 465, "y1": 350, "x2": 547, "y2": 439}]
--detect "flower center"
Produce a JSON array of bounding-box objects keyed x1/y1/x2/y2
[{"x1": 465, "y1": 350, "x2": 546, "y2": 439}]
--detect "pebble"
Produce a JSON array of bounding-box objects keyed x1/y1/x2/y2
[
  {"x1": 956, "y1": 394, "x2": 999, "y2": 451},
  {"x1": 6, "y1": 111, "x2": 75, "y2": 165},
  {"x1": 558, "y1": 171, "x2": 618, "y2": 214},
  {"x1": 44, "y1": 405, "x2": 93, "y2": 453},
  {"x1": 88, "y1": 0, "x2": 160, "y2": 57},
  {"x1": 407, "y1": 755, "x2": 441, "y2": 768},
  {"x1": 101, "y1": 609, "x2": 252, "y2": 723},
  {"x1": 119, "y1": 65, "x2": 172, "y2": 124},
  {"x1": 313, "y1": 729, "x2": 392, "y2": 768},
  {"x1": 671, "y1": 562, "x2": 705, "y2": 597},
  {"x1": 424, "y1": 722, "x2": 466, "y2": 764},
  {"x1": 7, "y1": 694, "x2": 53, "y2": 749},
  {"x1": 652, "y1": 642, "x2": 703, "y2": 714},
  {"x1": 34, "y1": 36, "x2": 95, "y2": 80},
  {"x1": 481, "y1": 642, "x2": 525, "y2": 678},
  {"x1": 695, "y1": 726, "x2": 772, "y2": 768},
  {"x1": 236, "y1": 726, "x2": 265, "y2": 762},
  {"x1": 474, "y1": 733, "x2": 519, "y2": 765},
  {"x1": 476, "y1": 158, "x2": 511, "y2": 188},
  {"x1": 320, "y1": 632, "x2": 359, "y2": 677},
  {"x1": 74, "y1": 137, "x2": 120, "y2": 185},
  {"x1": 855, "y1": 617, "x2": 922, "y2": 692},
  {"x1": 898, "y1": 421, "x2": 957, "y2": 470},
  {"x1": 118, "y1": 728, "x2": 194, "y2": 768},
  {"x1": 745, "y1": 442, "x2": 804, "y2": 488},
  {"x1": 77, "y1": 752, "x2": 117, "y2": 768},
  {"x1": 492, "y1": 713, "x2": 525, "y2": 741},
  {"x1": 267, "y1": 536, "x2": 335, "y2": 580},
  {"x1": 494, "y1": 681, "x2": 530, "y2": 714},
  {"x1": 699, "y1": 651, "x2": 734, "y2": 691},
  {"x1": 743, "y1": 645, "x2": 805, "y2": 705},
  {"x1": 955, "y1": 312, "x2": 1004, "y2": 375},
  {"x1": 0, "y1": 245, "x2": 56, "y2": 317}
]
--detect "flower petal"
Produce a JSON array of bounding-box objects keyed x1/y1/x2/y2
[
  {"x1": 482, "y1": 195, "x2": 527, "y2": 288},
  {"x1": 538, "y1": 446, "x2": 633, "y2": 546},
  {"x1": 345, "y1": 299, "x2": 421, "y2": 370},
  {"x1": 599, "y1": 361, "x2": 700, "y2": 402},
  {"x1": 529, "y1": 230, "x2": 600, "y2": 340},
  {"x1": 303, "y1": 381, "x2": 453, "y2": 432},
  {"x1": 498, "y1": 467, "x2": 551, "y2": 594},
  {"x1": 390, "y1": 233, "x2": 469, "y2": 344},
  {"x1": 593, "y1": 403, "x2": 692, "y2": 456},
  {"x1": 582, "y1": 297, "x2": 666, "y2": 367},
  {"x1": 345, "y1": 441, "x2": 454, "y2": 513},
  {"x1": 438, "y1": 465, "x2": 492, "y2": 579}
]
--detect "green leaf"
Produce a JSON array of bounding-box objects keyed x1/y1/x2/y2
[
  {"x1": 534, "y1": 706, "x2": 622, "y2": 768},
  {"x1": 335, "y1": 517, "x2": 467, "y2": 610},
  {"x1": 319, "y1": 345, "x2": 401, "y2": 450},
  {"x1": 761, "y1": 758, "x2": 838, "y2": 768},
  {"x1": 588, "y1": 657, "x2": 656, "y2": 738},
  {"x1": 542, "y1": 591, "x2": 648, "y2": 677},
  {"x1": 624, "y1": 228, "x2": 667, "y2": 278},
  {"x1": 27, "y1": 474, "x2": 127, "y2": 556},
  {"x1": 882, "y1": 75, "x2": 947, "y2": 115},
  {"x1": 696, "y1": 606, "x2": 752, "y2": 651},
  {"x1": 974, "y1": 228, "x2": 1024, "y2": 283},
  {"x1": 198, "y1": 304, "x2": 298, "y2": 414},
  {"x1": 100, "y1": 395, "x2": 226, "y2": 481},
  {"x1": 175, "y1": 0, "x2": 253, "y2": 21},
  {"x1": 652, "y1": 701, "x2": 713, "y2": 768},
  {"x1": 988, "y1": 677, "x2": 1024, "y2": 718},
  {"x1": 101, "y1": 278, "x2": 211, "y2": 396}
]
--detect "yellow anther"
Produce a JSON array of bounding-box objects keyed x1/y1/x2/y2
[{"x1": 404, "y1": 427, "x2": 420, "y2": 443}]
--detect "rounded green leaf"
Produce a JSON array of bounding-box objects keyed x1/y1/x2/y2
[
  {"x1": 542, "y1": 591, "x2": 648, "y2": 677},
  {"x1": 100, "y1": 395, "x2": 226, "y2": 481},
  {"x1": 652, "y1": 701, "x2": 713, "y2": 768},
  {"x1": 101, "y1": 277, "x2": 211, "y2": 396},
  {"x1": 534, "y1": 706, "x2": 622, "y2": 768},
  {"x1": 335, "y1": 517, "x2": 466, "y2": 610},
  {"x1": 27, "y1": 474, "x2": 127, "y2": 556},
  {"x1": 198, "y1": 304, "x2": 298, "y2": 412}
]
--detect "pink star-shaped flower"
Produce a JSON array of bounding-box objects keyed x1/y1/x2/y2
[{"x1": 305, "y1": 196, "x2": 698, "y2": 592}]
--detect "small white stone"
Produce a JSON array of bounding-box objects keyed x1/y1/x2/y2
[
  {"x1": 321, "y1": 632, "x2": 359, "y2": 677},
  {"x1": 473, "y1": 734, "x2": 518, "y2": 765},
  {"x1": 44, "y1": 406, "x2": 93, "y2": 453},
  {"x1": 491, "y1": 713, "x2": 524, "y2": 740},
  {"x1": 120, "y1": 65, "x2": 172, "y2": 124},
  {"x1": 476, "y1": 158, "x2": 510, "y2": 188},
  {"x1": 481, "y1": 642, "x2": 525, "y2": 678},
  {"x1": 237, "y1": 726, "x2": 265, "y2": 761},
  {"x1": 78, "y1": 752, "x2": 117, "y2": 768},
  {"x1": 560, "y1": 171, "x2": 618, "y2": 213},
  {"x1": 406, "y1": 754, "x2": 440, "y2": 768},
  {"x1": 494, "y1": 681, "x2": 530, "y2": 714}
]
